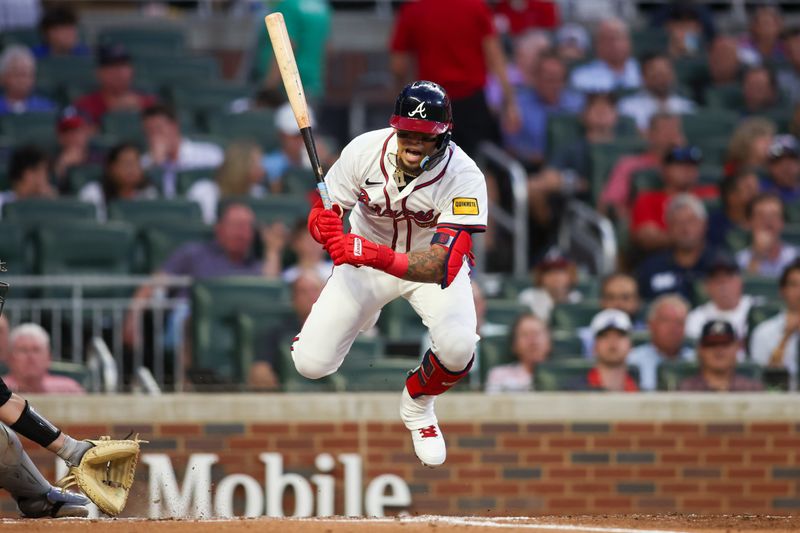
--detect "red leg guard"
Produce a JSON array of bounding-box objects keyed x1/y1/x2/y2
[{"x1": 405, "y1": 349, "x2": 474, "y2": 399}]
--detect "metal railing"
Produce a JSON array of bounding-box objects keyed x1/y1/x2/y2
[
  {"x1": 476, "y1": 141, "x2": 530, "y2": 278},
  {"x1": 1, "y1": 275, "x2": 192, "y2": 392},
  {"x1": 557, "y1": 200, "x2": 618, "y2": 276}
]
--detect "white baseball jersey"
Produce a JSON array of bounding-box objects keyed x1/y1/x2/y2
[{"x1": 324, "y1": 128, "x2": 488, "y2": 252}]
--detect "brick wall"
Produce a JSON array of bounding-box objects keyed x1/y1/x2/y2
[{"x1": 3, "y1": 415, "x2": 799, "y2": 517}]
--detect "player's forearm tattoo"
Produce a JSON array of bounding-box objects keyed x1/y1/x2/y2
[{"x1": 404, "y1": 247, "x2": 446, "y2": 283}]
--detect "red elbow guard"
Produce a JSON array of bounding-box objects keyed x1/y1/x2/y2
[{"x1": 431, "y1": 227, "x2": 473, "y2": 289}]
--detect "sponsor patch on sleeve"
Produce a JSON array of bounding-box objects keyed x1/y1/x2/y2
[{"x1": 452, "y1": 197, "x2": 479, "y2": 215}]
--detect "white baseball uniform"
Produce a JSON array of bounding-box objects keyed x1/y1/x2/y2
[{"x1": 291, "y1": 128, "x2": 488, "y2": 382}]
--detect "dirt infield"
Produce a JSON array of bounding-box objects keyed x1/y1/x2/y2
[{"x1": 3, "y1": 514, "x2": 800, "y2": 532}]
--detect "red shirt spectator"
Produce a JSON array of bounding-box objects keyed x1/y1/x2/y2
[
  {"x1": 494, "y1": 0, "x2": 560, "y2": 35},
  {"x1": 74, "y1": 43, "x2": 156, "y2": 125},
  {"x1": 632, "y1": 185, "x2": 718, "y2": 232}
]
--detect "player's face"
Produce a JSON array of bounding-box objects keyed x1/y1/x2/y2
[{"x1": 395, "y1": 130, "x2": 438, "y2": 173}]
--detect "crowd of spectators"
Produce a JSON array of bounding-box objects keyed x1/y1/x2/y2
[{"x1": 1, "y1": 1, "x2": 800, "y2": 394}]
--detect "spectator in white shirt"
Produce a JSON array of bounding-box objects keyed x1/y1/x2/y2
[
  {"x1": 685, "y1": 252, "x2": 755, "y2": 344},
  {"x1": 749, "y1": 259, "x2": 800, "y2": 388},
  {"x1": 570, "y1": 18, "x2": 641, "y2": 94},
  {"x1": 628, "y1": 294, "x2": 695, "y2": 391},
  {"x1": 485, "y1": 313, "x2": 551, "y2": 393},
  {"x1": 618, "y1": 53, "x2": 696, "y2": 132},
  {"x1": 140, "y1": 104, "x2": 224, "y2": 197},
  {"x1": 737, "y1": 192, "x2": 799, "y2": 278}
]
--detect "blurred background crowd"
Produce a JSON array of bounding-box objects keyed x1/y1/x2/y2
[{"x1": 0, "y1": 0, "x2": 799, "y2": 396}]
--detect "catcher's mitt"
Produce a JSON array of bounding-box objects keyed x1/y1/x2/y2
[{"x1": 55, "y1": 434, "x2": 147, "y2": 516}]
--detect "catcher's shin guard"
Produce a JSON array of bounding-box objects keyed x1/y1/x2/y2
[
  {"x1": 0, "y1": 423, "x2": 50, "y2": 504},
  {"x1": 405, "y1": 349, "x2": 473, "y2": 399}
]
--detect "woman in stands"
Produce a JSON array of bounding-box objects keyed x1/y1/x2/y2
[
  {"x1": 78, "y1": 142, "x2": 156, "y2": 221},
  {"x1": 485, "y1": 313, "x2": 552, "y2": 393},
  {"x1": 187, "y1": 140, "x2": 267, "y2": 224}
]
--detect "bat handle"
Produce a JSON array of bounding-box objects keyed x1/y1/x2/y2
[{"x1": 317, "y1": 182, "x2": 332, "y2": 210}]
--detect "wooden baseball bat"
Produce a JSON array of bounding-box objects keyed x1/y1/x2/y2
[{"x1": 264, "y1": 12, "x2": 332, "y2": 209}]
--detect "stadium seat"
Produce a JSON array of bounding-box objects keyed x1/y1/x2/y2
[
  {"x1": 786, "y1": 202, "x2": 800, "y2": 224},
  {"x1": 136, "y1": 220, "x2": 212, "y2": 273},
  {"x1": 97, "y1": 26, "x2": 186, "y2": 57},
  {"x1": 742, "y1": 275, "x2": 779, "y2": 301},
  {"x1": 108, "y1": 199, "x2": 204, "y2": 227},
  {"x1": 724, "y1": 227, "x2": 750, "y2": 252},
  {"x1": 0, "y1": 221, "x2": 27, "y2": 274},
  {"x1": 631, "y1": 28, "x2": 668, "y2": 57},
  {"x1": 784, "y1": 225, "x2": 800, "y2": 248},
  {"x1": 534, "y1": 359, "x2": 641, "y2": 391},
  {"x1": 1, "y1": 28, "x2": 40, "y2": 48},
  {"x1": 281, "y1": 168, "x2": 318, "y2": 195},
  {"x1": 50, "y1": 360, "x2": 90, "y2": 389},
  {"x1": 550, "y1": 331, "x2": 584, "y2": 359},
  {"x1": 673, "y1": 57, "x2": 707, "y2": 88},
  {"x1": 31, "y1": 221, "x2": 136, "y2": 298},
  {"x1": 176, "y1": 167, "x2": 217, "y2": 195},
  {"x1": 546, "y1": 114, "x2": 637, "y2": 160},
  {"x1": 137, "y1": 54, "x2": 220, "y2": 88},
  {"x1": 378, "y1": 297, "x2": 426, "y2": 340},
  {"x1": 36, "y1": 56, "x2": 95, "y2": 105},
  {"x1": 2, "y1": 198, "x2": 97, "y2": 225},
  {"x1": 277, "y1": 343, "x2": 340, "y2": 392},
  {"x1": 339, "y1": 357, "x2": 412, "y2": 392},
  {"x1": 485, "y1": 299, "x2": 528, "y2": 326},
  {"x1": 206, "y1": 111, "x2": 279, "y2": 152},
  {"x1": 0, "y1": 112, "x2": 58, "y2": 150},
  {"x1": 191, "y1": 277, "x2": 291, "y2": 384},
  {"x1": 589, "y1": 140, "x2": 647, "y2": 205},
  {"x1": 550, "y1": 301, "x2": 601, "y2": 331},
  {"x1": 747, "y1": 303, "x2": 782, "y2": 333},
  {"x1": 64, "y1": 164, "x2": 103, "y2": 195},
  {"x1": 657, "y1": 360, "x2": 762, "y2": 391},
  {"x1": 477, "y1": 333, "x2": 513, "y2": 384},
  {"x1": 236, "y1": 195, "x2": 311, "y2": 226},
  {"x1": 704, "y1": 85, "x2": 744, "y2": 110},
  {"x1": 682, "y1": 109, "x2": 739, "y2": 144},
  {"x1": 102, "y1": 111, "x2": 146, "y2": 146},
  {"x1": 171, "y1": 82, "x2": 251, "y2": 123}
]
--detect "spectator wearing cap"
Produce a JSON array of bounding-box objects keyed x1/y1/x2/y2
[
  {"x1": 749, "y1": 259, "x2": 800, "y2": 388},
  {"x1": 742, "y1": 66, "x2": 781, "y2": 117},
  {"x1": 0, "y1": 45, "x2": 56, "y2": 115},
  {"x1": 31, "y1": 5, "x2": 89, "y2": 58},
  {"x1": 187, "y1": 141, "x2": 267, "y2": 225},
  {"x1": 52, "y1": 107, "x2": 103, "y2": 190},
  {"x1": 631, "y1": 146, "x2": 717, "y2": 251},
  {"x1": 518, "y1": 254, "x2": 582, "y2": 322},
  {"x1": 618, "y1": 53, "x2": 696, "y2": 132},
  {"x1": 629, "y1": 294, "x2": 695, "y2": 391},
  {"x1": 636, "y1": 194, "x2": 715, "y2": 305},
  {"x1": 737, "y1": 4, "x2": 785, "y2": 67},
  {"x1": 485, "y1": 313, "x2": 551, "y2": 393},
  {"x1": 679, "y1": 320, "x2": 763, "y2": 392},
  {"x1": 706, "y1": 171, "x2": 759, "y2": 250},
  {"x1": 74, "y1": 44, "x2": 157, "y2": 125},
  {"x1": 737, "y1": 193, "x2": 799, "y2": 278},
  {"x1": 685, "y1": 252, "x2": 754, "y2": 342},
  {"x1": 569, "y1": 309, "x2": 638, "y2": 392},
  {"x1": 0, "y1": 145, "x2": 56, "y2": 217},
  {"x1": 779, "y1": 27, "x2": 800, "y2": 105},
  {"x1": 761, "y1": 135, "x2": 800, "y2": 204},
  {"x1": 140, "y1": 104, "x2": 224, "y2": 198},
  {"x1": 262, "y1": 102, "x2": 333, "y2": 192},
  {"x1": 555, "y1": 23, "x2": 589, "y2": 63},
  {"x1": 569, "y1": 18, "x2": 641, "y2": 94},
  {"x1": 503, "y1": 53, "x2": 583, "y2": 168},
  {"x1": 600, "y1": 113, "x2": 685, "y2": 220}
]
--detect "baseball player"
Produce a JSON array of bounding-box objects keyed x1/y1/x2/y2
[{"x1": 296, "y1": 80, "x2": 487, "y2": 467}]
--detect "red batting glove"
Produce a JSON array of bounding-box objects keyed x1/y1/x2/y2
[
  {"x1": 327, "y1": 233, "x2": 408, "y2": 278},
  {"x1": 307, "y1": 196, "x2": 344, "y2": 245}
]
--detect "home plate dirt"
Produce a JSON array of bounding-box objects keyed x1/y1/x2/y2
[{"x1": 2, "y1": 515, "x2": 800, "y2": 532}]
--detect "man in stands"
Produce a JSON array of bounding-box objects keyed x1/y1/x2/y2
[
  {"x1": 0, "y1": 145, "x2": 56, "y2": 217},
  {"x1": 570, "y1": 309, "x2": 638, "y2": 392},
  {"x1": 2, "y1": 324, "x2": 84, "y2": 394}
]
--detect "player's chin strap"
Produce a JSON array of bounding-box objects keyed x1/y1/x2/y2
[{"x1": 420, "y1": 131, "x2": 452, "y2": 171}]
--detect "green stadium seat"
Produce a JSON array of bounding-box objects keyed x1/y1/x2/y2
[
  {"x1": 0, "y1": 111, "x2": 58, "y2": 149},
  {"x1": 546, "y1": 114, "x2": 637, "y2": 160},
  {"x1": 136, "y1": 221, "x2": 212, "y2": 273},
  {"x1": 786, "y1": 202, "x2": 800, "y2": 224},
  {"x1": 682, "y1": 109, "x2": 739, "y2": 144},
  {"x1": 277, "y1": 343, "x2": 340, "y2": 392},
  {"x1": 657, "y1": 360, "x2": 762, "y2": 391},
  {"x1": 550, "y1": 301, "x2": 601, "y2": 331},
  {"x1": 485, "y1": 299, "x2": 528, "y2": 327},
  {"x1": 0, "y1": 221, "x2": 27, "y2": 274},
  {"x1": 477, "y1": 333, "x2": 512, "y2": 384},
  {"x1": 550, "y1": 331, "x2": 584, "y2": 359},
  {"x1": 237, "y1": 195, "x2": 310, "y2": 226},
  {"x1": 784, "y1": 225, "x2": 800, "y2": 247},
  {"x1": 207, "y1": 111, "x2": 279, "y2": 152},
  {"x1": 172, "y1": 82, "x2": 250, "y2": 122},
  {"x1": 1, "y1": 28, "x2": 40, "y2": 48},
  {"x1": 631, "y1": 28, "x2": 669, "y2": 57},
  {"x1": 49, "y1": 360, "x2": 90, "y2": 389},
  {"x1": 534, "y1": 359, "x2": 641, "y2": 391},
  {"x1": 176, "y1": 167, "x2": 217, "y2": 195},
  {"x1": 36, "y1": 56, "x2": 95, "y2": 103},
  {"x1": 64, "y1": 164, "x2": 103, "y2": 195},
  {"x1": 97, "y1": 27, "x2": 186, "y2": 57},
  {"x1": 742, "y1": 275, "x2": 779, "y2": 301},
  {"x1": 340, "y1": 335, "x2": 385, "y2": 367},
  {"x1": 108, "y1": 199, "x2": 204, "y2": 227},
  {"x1": 136, "y1": 54, "x2": 220, "y2": 88},
  {"x1": 282, "y1": 168, "x2": 318, "y2": 195},
  {"x1": 191, "y1": 277, "x2": 290, "y2": 384},
  {"x1": 747, "y1": 303, "x2": 782, "y2": 333},
  {"x1": 704, "y1": 85, "x2": 744, "y2": 110},
  {"x1": 673, "y1": 57, "x2": 707, "y2": 88},
  {"x1": 378, "y1": 297, "x2": 425, "y2": 339},
  {"x1": 102, "y1": 111, "x2": 145, "y2": 146},
  {"x1": 2, "y1": 198, "x2": 97, "y2": 225},
  {"x1": 338, "y1": 357, "x2": 412, "y2": 392},
  {"x1": 589, "y1": 139, "x2": 647, "y2": 205}
]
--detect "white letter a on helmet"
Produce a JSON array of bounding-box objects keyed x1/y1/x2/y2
[{"x1": 408, "y1": 102, "x2": 427, "y2": 118}]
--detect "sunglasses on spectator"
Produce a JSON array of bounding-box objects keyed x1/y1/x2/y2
[{"x1": 396, "y1": 131, "x2": 438, "y2": 143}]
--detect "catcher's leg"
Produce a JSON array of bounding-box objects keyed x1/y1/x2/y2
[
  {"x1": 0, "y1": 422, "x2": 89, "y2": 518},
  {"x1": 401, "y1": 264, "x2": 478, "y2": 466},
  {"x1": 291, "y1": 264, "x2": 400, "y2": 380}
]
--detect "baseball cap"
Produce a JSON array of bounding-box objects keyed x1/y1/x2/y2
[
  {"x1": 57, "y1": 106, "x2": 86, "y2": 133},
  {"x1": 699, "y1": 319, "x2": 736, "y2": 346},
  {"x1": 275, "y1": 102, "x2": 314, "y2": 136},
  {"x1": 590, "y1": 309, "x2": 632, "y2": 338},
  {"x1": 768, "y1": 135, "x2": 799, "y2": 161},
  {"x1": 664, "y1": 145, "x2": 703, "y2": 165},
  {"x1": 97, "y1": 43, "x2": 131, "y2": 67},
  {"x1": 706, "y1": 251, "x2": 740, "y2": 276},
  {"x1": 556, "y1": 23, "x2": 589, "y2": 52}
]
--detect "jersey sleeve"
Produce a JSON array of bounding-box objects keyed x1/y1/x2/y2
[
  {"x1": 435, "y1": 165, "x2": 488, "y2": 233},
  {"x1": 322, "y1": 138, "x2": 365, "y2": 210}
]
